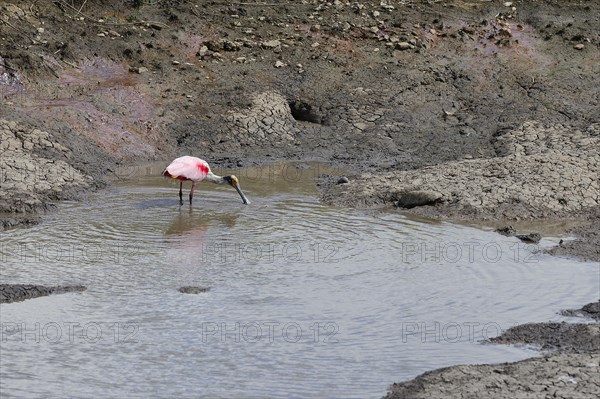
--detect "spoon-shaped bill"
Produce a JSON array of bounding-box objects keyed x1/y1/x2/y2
[{"x1": 235, "y1": 185, "x2": 251, "y2": 205}]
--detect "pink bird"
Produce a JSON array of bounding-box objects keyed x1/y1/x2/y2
[{"x1": 162, "y1": 156, "x2": 250, "y2": 205}]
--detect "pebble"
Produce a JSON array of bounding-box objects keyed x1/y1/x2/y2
[
  {"x1": 337, "y1": 176, "x2": 350, "y2": 184},
  {"x1": 129, "y1": 66, "x2": 148, "y2": 74},
  {"x1": 574, "y1": 44, "x2": 584, "y2": 50},
  {"x1": 274, "y1": 60, "x2": 285, "y2": 68},
  {"x1": 197, "y1": 46, "x2": 209, "y2": 57},
  {"x1": 262, "y1": 40, "x2": 281, "y2": 49},
  {"x1": 495, "y1": 226, "x2": 517, "y2": 236},
  {"x1": 516, "y1": 233, "x2": 542, "y2": 244}
]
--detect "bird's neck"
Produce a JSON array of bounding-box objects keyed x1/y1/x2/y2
[{"x1": 205, "y1": 172, "x2": 225, "y2": 184}]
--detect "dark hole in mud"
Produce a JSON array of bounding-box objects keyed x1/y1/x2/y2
[{"x1": 288, "y1": 100, "x2": 323, "y2": 125}]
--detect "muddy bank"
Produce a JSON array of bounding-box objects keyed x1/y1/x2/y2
[
  {"x1": 322, "y1": 122, "x2": 599, "y2": 216},
  {"x1": 385, "y1": 353, "x2": 599, "y2": 399},
  {"x1": 490, "y1": 322, "x2": 600, "y2": 354},
  {"x1": 0, "y1": 119, "x2": 94, "y2": 216},
  {"x1": 321, "y1": 122, "x2": 600, "y2": 261},
  {"x1": 547, "y1": 207, "x2": 600, "y2": 262},
  {"x1": 0, "y1": 284, "x2": 86, "y2": 303},
  {"x1": 385, "y1": 303, "x2": 600, "y2": 399},
  {"x1": 561, "y1": 300, "x2": 600, "y2": 321},
  {"x1": 1, "y1": 0, "x2": 599, "y2": 229}
]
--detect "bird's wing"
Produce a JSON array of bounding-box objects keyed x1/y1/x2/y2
[{"x1": 164, "y1": 156, "x2": 210, "y2": 181}]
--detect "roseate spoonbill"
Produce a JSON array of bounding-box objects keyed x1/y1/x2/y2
[{"x1": 162, "y1": 156, "x2": 250, "y2": 205}]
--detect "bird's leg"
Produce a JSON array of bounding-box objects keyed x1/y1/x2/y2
[
  {"x1": 179, "y1": 181, "x2": 183, "y2": 205},
  {"x1": 189, "y1": 182, "x2": 196, "y2": 205}
]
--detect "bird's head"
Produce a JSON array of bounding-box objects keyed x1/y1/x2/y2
[
  {"x1": 224, "y1": 175, "x2": 250, "y2": 205},
  {"x1": 224, "y1": 175, "x2": 240, "y2": 187}
]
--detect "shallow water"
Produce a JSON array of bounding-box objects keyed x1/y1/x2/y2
[{"x1": 1, "y1": 163, "x2": 598, "y2": 399}]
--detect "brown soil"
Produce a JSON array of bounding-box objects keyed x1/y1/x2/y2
[{"x1": 1, "y1": 1, "x2": 599, "y2": 397}]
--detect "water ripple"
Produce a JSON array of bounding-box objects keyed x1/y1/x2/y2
[{"x1": 1, "y1": 173, "x2": 598, "y2": 398}]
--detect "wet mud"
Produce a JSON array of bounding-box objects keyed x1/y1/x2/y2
[{"x1": 0, "y1": 284, "x2": 86, "y2": 304}]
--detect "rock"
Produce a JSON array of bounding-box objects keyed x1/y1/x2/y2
[
  {"x1": 561, "y1": 301, "x2": 600, "y2": 320},
  {"x1": 179, "y1": 286, "x2": 210, "y2": 294},
  {"x1": 504, "y1": 2, "x2": 513, "y2": 6},
  {"x1": 582, "y1": 301, "x2": 600, "y2": 317},
  {"x1": 0, "y1": 284, "x2": 86, "y2": 304},
  {"x1": 129, "y1": 66, "x2": 148, "y2": 74},
  {"x1": 37, "y1": 27, "x2": 44, "y2": 34},
  {"x1": 206, "y1": 40, "x2": 223, "y2": 52},
  {"x1": 274, "y1": 60, "x2": 285, "y2": 68},
  {"x1": 396, "y1": 191, "x2": 443, "y2": 209},
  {"x1": 172, "y1": 60, "x2": 180, "y2": 65},
  {"x1": 97, "y1": 32, "x2": 106, "y2": 37},
  {"x1": 396, "y1": 42, "x2": 411, "y2": 50},
  {"x1": 337, "y1": 176, "x2": 349, "y2": 184},
  {"x1": 261, "y1": 39, "x2": 281, "y2": 49},
  {"x1": 574, "y1": 44, "x2": 585, "y2": 50},
  {"x1": 495, "y1": 226, "x2": 516, "y2": 236},
  {"x1": 197, "y1": 45, "x2": 209, "y2": 57},
  {"x1": 516, "y1": 233, "x2": 542, "y2": 244},
  {"x1": 222, "y1": 40, "x2": 241, "y2": 52}
]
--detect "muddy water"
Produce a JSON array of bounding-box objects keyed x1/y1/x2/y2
[{"x1": 1, "y1": 164, "x2": 598, "y2": 399}]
